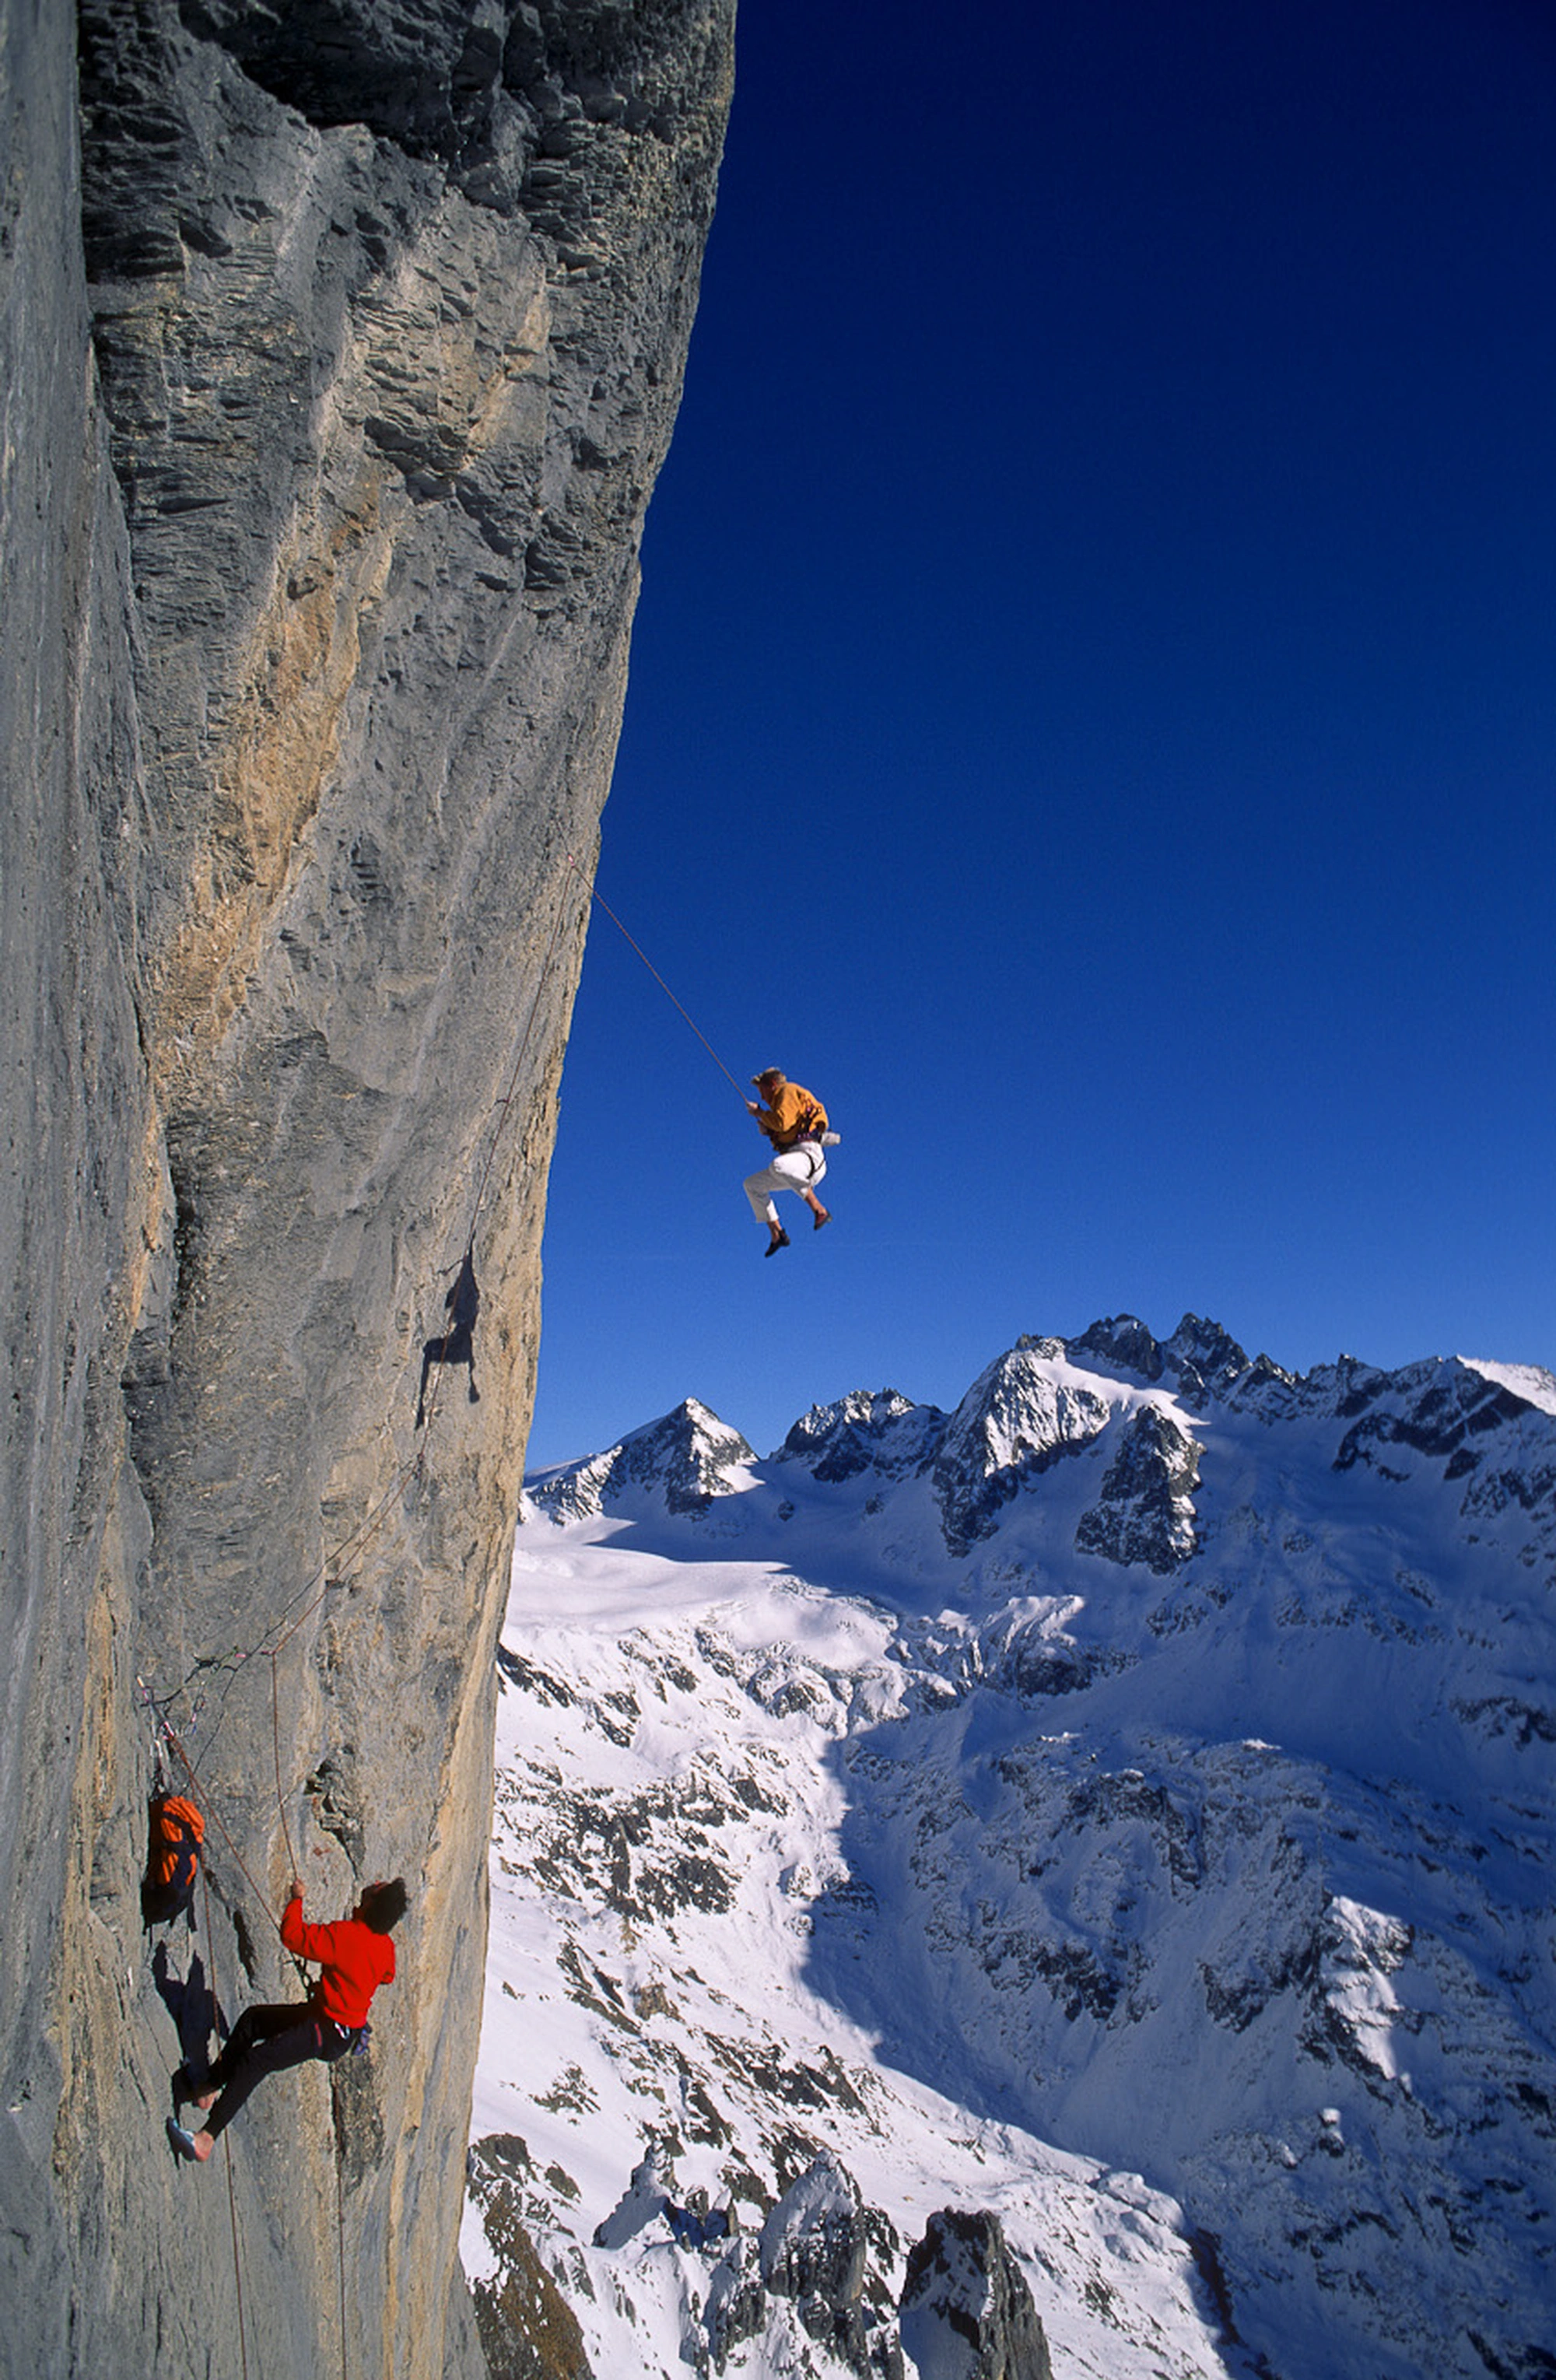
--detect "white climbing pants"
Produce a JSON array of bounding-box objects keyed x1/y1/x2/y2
[{"x1": 745, "y1": 1144, "x2": 827, "y2": 1225}]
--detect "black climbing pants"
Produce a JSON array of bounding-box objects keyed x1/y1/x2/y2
[{"x1": 204, "y1": 2001, "x2": 354, "y2": 2139}]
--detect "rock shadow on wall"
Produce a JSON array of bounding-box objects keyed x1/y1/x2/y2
[{"x1": 415, "y1": 1246, "x2": 481, "y2": 1428}]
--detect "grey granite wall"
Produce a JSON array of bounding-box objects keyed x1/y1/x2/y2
[{"x1": 0, "y1": 2, "x2": 733, "y2": 2371}]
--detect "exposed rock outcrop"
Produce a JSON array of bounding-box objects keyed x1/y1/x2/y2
[
  {"x1": 1074, "y1": 1400, "x2": 1201, "y2": 1572},
  {"x1": 899, "y1": 2209, "x2": 1053, "y2": 2380},
  {"x1": 933, "y1": 1341, "x2": 1111, "y2": 1555},
  {"x1": 0, "y1": 2, "x2": 733, "y2": 2373},
  {"x1": 758, "y1": 2148, "x2": 872, "y2": 2368},
  {"x1": 468, "y1": 2137, "x2": 594, "y2": 2380}
]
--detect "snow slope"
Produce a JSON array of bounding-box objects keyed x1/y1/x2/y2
[{"x1": 465, "y1": 1318, "x2": 1556, "y2": 2380}]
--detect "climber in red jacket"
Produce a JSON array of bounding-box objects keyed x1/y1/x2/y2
[{"x1": 167, "y1": 1875, "x2": 406, "y2": 2164}]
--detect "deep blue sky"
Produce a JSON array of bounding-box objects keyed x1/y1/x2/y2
[{"x1": 524, "y1": 0, "x2": 1555, "y2": 1470}]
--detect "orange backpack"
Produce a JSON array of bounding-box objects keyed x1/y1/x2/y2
[{"x1": 141, "y1": 1793, "x2": 205, "y2": 1926}]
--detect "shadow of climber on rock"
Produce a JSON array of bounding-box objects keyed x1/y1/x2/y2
[
  {"x1": 415, "y1": 1247, "x2": 480, "y2": 1427},
  {"x1": 152, "y1": 1940, "x2": 223, "y2": 2086}
]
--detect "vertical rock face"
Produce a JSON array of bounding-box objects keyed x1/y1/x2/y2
[{"x1": 0, "y1": 2, "x2": 733, "y2": 2374}]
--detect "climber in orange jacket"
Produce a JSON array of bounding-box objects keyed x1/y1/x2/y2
[
  {"x1": 744, "y1": 1067, "x2": 832, "y2": 1254},
  {"x1": 167, "y1": 1875, "x2": 406, "y2": 2163}
]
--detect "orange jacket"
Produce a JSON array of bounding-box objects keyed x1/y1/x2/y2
[
  {"x1": 754, "y1": 1081, "x2": 828, "y2": 1149},
  {"x1": 281, "y1": 1893, "x2": 396, "y2": 2030}
]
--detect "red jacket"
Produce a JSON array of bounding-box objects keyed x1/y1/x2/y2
[{"x1": 281, "y1": 1894, "x2": 396, "y2": 2030}]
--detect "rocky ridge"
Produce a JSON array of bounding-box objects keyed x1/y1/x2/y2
[
  {"x1": 472, "y1": 1316, "x2": 1556, "y2": 2380},
  {"x1": 0, "y1": 4, "x2": 732, "y2": 2375}
]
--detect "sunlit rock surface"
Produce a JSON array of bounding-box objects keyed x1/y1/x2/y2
[{"x1": 0, "y1": 2, "x2": 732, "y2": 2371}]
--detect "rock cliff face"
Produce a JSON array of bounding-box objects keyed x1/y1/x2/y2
[{"x1": 0, "y1": 2, "x2": 733, "y2": 2374}]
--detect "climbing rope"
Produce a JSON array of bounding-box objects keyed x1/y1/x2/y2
[
  {"x1": 135, "y1": 846, "x2": 594, "y2": 2127},
  {"x1": 138, "y1": 835, "x2": 759, "y2": 2378},
  {"x1": 134, "y1": 834, "x2": 811, "y2": 2356},
  {"x1": 565, "y1": 851, "x2": 750, "y2": 1105},
  {"x1": 149, "y1": 842, "x2": 584, "y2": 1756},
  {"x1": 333, "y1": 2099, "x2": 350, "y2": 2380},
  {"x1": 144, "y1": 846, "x2": 587, "y2": 1825},
  {"x1": 223, "y1": 2070, "x2": 251, "y2": 2380},
  {"x1": 272, "y1": 1659, "x2": 299, "y2": 1889},
  {"x1": 190, "y1": 1833, "x2": 251, "y2": 2380},
  {"x1": 142, "y1": 843, "x2": 688, "y2": 2007},
  {"x1": 152, "y1": 1449, "x2": 405, "y2": 1786}
]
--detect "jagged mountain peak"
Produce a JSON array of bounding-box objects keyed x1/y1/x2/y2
[
  {"x1": 1067, "y1": 1309, "x2": 1296, "y2": 1411},
  {"x1": 933, "y1": 1339, "x2": 1118, "y2": 1555},
  {"x1": 777, "y1": 1387, "x2": 946, "y2": 1485},
  {"x1": 1066, "y1": 1313, "x2": 1169, "y2": 1382},
  {"x1": 527, "y1": 1394, "x2": 755, "y2": 1521},
  {"x1": 1161, "y1": 1310, "x2": 1253, "y2": 1395},
  {"x1": 525, "y1": 1322, "x2": 1556, "y2": 1582}
]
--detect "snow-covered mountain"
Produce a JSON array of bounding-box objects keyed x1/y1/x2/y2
[{"x1": 463, "y1": 1316, "x2": 1556, "y2": 2380}]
